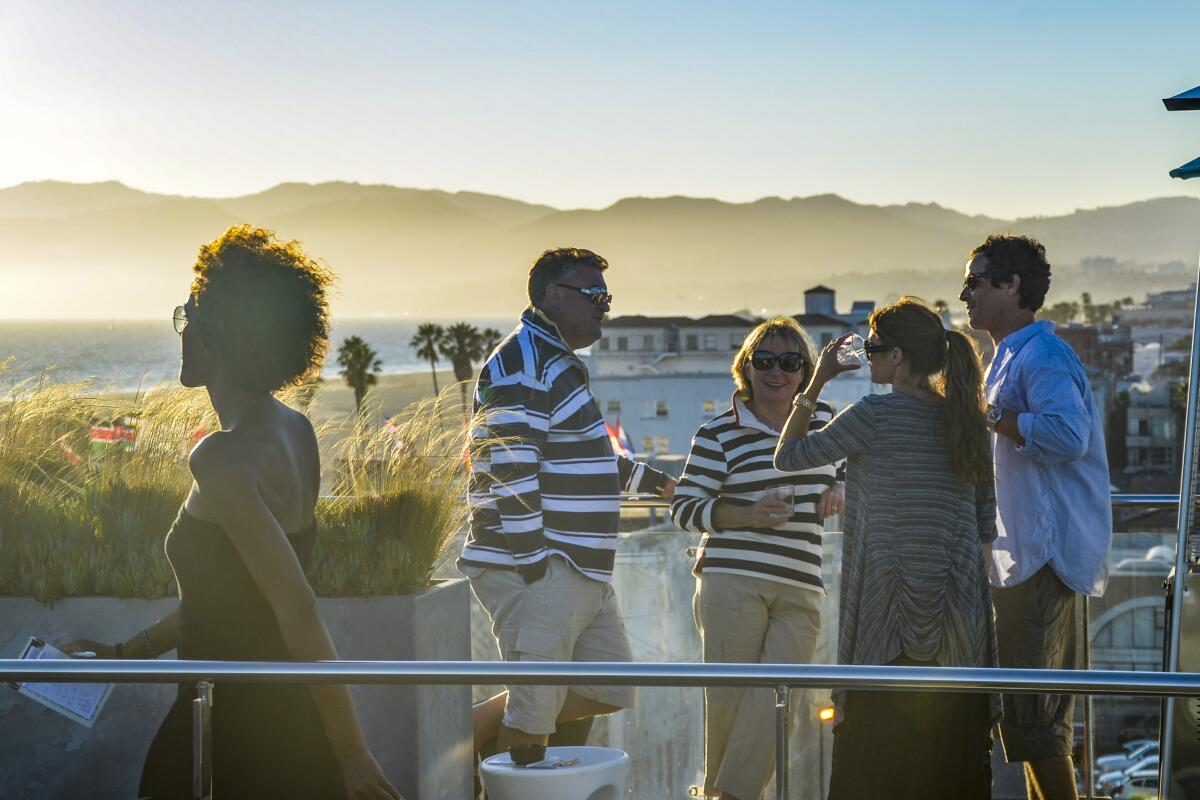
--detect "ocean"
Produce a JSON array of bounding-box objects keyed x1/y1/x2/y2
[{"x1": 0, "y1": 318, "x2": 511, "y2": 392}]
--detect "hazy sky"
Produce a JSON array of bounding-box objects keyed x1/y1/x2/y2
[{"x1": 2, "y1": 0, "x2": 1200, "y2": 219}]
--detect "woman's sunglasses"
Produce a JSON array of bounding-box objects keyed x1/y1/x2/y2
[
  {"x1": 749, "y1": 350, "x2": 806, "y2": 373},
  {"x1": 172, "y1": 305, "x2": 188, "y2": 334}
]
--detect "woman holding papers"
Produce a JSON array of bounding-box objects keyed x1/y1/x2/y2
[
  {"x1": 64, "y1": 226, "x2": 401, "y2": 800},
  {"x1": 774, "y1": 298, "x2": 998, "y2": 800},
  {"x1": 671, "y1": 317, "x2": 843, "y2": 800}
]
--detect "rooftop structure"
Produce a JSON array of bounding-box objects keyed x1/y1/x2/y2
[{"x1": 584, "y1": 287, "x2": 879, "y2": 457}]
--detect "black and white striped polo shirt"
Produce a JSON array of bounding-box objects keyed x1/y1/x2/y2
[{"x1": 671, "y1": 397, "x2": 840, "y2": 592}]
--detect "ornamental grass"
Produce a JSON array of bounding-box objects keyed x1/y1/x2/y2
[{"x1": 0, "y1": 363, "x2": 480, "y2": 602}]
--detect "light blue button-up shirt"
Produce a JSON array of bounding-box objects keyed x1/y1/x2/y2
[{"x1": 985, "y1": 320, "x2": 1112, "y2": 596}]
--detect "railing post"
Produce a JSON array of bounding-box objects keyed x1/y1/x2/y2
[
  {"x1": 192, "y1": 680, "x2": 213, "y2": 800},
  {"x1": 1083, "y1": 596, "x2": 1094, "y2": 800},
  {"x1": 775, "y1": 684, "x2": 789, "y2": 800}
]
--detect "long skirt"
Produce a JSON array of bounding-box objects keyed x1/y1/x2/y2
[{"x1": 828, "y1": 659, "x2": 993, "y2": 800}]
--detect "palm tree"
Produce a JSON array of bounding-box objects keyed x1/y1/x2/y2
[
  {"x1": 439, "y1": 322, "x2": 484, "y2": 413},
  {"x1": 409, "y1": 322, "x2": 446, "y2": 395},
  {"x1": 933, "y1": 299, "x2": 950, "y2": 325},
  {"x1": 336, "y1": 336, "x2": 382, "y2": 415},
  {"x1": 480, "y1": 327, "x2": 504, "y2": 357}
]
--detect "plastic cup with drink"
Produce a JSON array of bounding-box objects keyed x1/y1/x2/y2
[
  {"x1": 763, "y1": 484, "x2": 793, "y2": 523},
  {"x1": 837, "y1": 333, "x2": 869, "y2": 368}
]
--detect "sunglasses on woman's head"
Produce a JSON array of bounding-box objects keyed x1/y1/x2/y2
[
  {"x1": 172, "y1": 305, "x2": 188, "y2": 334},
  {"x1": 749, "y1": 350, "x2": 806, "y2": 372}
]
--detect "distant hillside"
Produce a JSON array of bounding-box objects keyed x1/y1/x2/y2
[{"x1": 0, "y1": 180, "x2": 1196, "y2": 318}]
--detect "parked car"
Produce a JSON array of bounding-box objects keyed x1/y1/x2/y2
[
  {"x1": 1099, "y1": 756, "x2": 1160, "y2": 795},
  {"x1": 1096, "y1": 741, "x2": 1160, "y2": 776},
  {"x1": 1114, "y1": 768, "x2": 1159, "y2": 800}
]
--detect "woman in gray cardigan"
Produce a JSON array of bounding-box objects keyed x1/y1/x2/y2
[{"x1": 774, "y1": 297, "x2": 999, "y2": 800}]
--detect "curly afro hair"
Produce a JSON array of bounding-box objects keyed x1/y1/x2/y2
[{"x1": 190, "y1": 225, "x2": 334, "y2": 393}]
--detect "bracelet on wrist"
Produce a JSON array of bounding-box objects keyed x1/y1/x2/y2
[{"x1": 792, "y1": 394, "x2": 817, "y2": 412}]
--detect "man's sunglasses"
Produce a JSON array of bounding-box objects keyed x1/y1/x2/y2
[
  {"x1": 173, "y1": 305, "x2": 188, "y2": 334},
  {"x1": 962, "y1": 274, "x2": 1001, "y2": 294},
  {"x1": 749, "y1": 350, "x2": 807, "y2": 373},
  {"x1": 555, "y1": 283, "x2": 612, "y2": 308}
]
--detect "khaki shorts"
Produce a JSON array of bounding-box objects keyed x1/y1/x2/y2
[
  {"x1": 993, "y1": 563, "x2": 1079, "y2": 762},
  {"x1": 464, "y1": 556, "x2": 636, "y2": 735}
]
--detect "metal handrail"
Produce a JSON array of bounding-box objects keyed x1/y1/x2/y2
[
  {"x1": 621, "y1": 492, "x2": 1183, "y2": 509},
  {"x1": 13, "y1": 661, "x2": 1194, "y2": 800},
  {"x1": 5, "y1": 659, "x2": 1200, "y2": 695}
]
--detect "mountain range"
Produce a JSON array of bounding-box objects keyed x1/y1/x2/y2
[{"x1": 0, "y1": 180, "x2": 1197, "y2": 319}]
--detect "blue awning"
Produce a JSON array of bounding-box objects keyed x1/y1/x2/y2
[
  {"x1": 1170, "y1": 155, "x2": 1200, "y2": 180},
  {"x1": 1164, "y1": 87, "x2": 1200, "y2": 111}
]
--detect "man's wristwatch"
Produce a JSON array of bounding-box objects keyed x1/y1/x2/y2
[
  {"x1": 985, "y1": 405, "x2": 1003, "y2": 431},
  {"x1": 792, "y1": 394, "x2": 817, "y2": 412}
]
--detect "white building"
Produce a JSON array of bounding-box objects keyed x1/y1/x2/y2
[
  {"x1": 585, "y1": 286, "x2": 879, "y2": 460},
  {"x1": 1119, "y1": 284, "x2": 1195, "y2": 346}
]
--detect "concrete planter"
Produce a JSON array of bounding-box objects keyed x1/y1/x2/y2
[{"x1": 0, "y1": 579, "x2": 471, "y2": 800}]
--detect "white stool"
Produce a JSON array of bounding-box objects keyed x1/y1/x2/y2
[{"x1": 480, "y1": 745, "x2": 630, "y2": 800}]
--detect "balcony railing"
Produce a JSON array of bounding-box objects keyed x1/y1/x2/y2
[
  {"x1": 2, "y1": 491, "x2": 1189, "y2": 800},
  {"x1": 4, "y1": 659, "x2": 1200, "y2": 800}
]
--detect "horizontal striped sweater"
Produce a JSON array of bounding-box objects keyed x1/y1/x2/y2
[
  {"x1": 671, "y1": 397, "x2": 840, "y2": 592},
  {"x1": 460, "y1": 307, "x2": 668, "y2": 583},
  {"x1": 774, "y1": 392, "x2": 1000, "y2": 723}
]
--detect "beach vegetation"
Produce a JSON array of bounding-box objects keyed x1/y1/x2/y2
[{"x1": 0, "y1": 366, "x2": 481, "y2": 602}]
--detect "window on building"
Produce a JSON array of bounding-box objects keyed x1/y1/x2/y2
[
  {"x1": 640, "y1": 400, "x2": 656, "y2": 419},
  {"x1": 703, "y1": 334, "x2": 717, "y2": 351},
  {"x1": 598, "y1": 337, "x2": 609, "y2": 351},
  {"x1": 643, "y1": 334, "x2": 655, "y2": 351},
  {"x1": 617, "y1": 336, "x2": 628, "y2": 352},
  {"x1": 1138, "y1": 419, "x2": 1150, "y2": 436},
  {"x1": 641, "y1": 436, "x2": 654, "y2": 453},
  {"x1": 607, "y1": 399, "x2": 621, "y2": 415},
  {"x1": 1091, "y1": 600, "x2": 1166, "y2": 671},
  {"x1": 730, "y1": 333, "x2": 742, "y2": 350},
  {"x1": 655, "y1": 436, "x2": 670, "y2": 454},
  {"x1": 656, "y1": 400, "x2": 669, "y2": 418},
  {"x1": 686, "y1": 334, "x2": 699, "y2": 351}
]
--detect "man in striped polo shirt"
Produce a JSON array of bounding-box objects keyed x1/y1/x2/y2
[{"x1": 460, "y1": 247, "x2": 675, "y2": 768}]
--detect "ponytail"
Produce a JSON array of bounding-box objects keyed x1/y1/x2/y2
[
  {"x1": 940, "y1": 329, "x2": 991, "y2": 486},
  {"x1": 870, "y1": 297, "x2": 991, "y2": 486}
]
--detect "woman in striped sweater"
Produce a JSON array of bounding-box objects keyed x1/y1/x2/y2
[{"x1": 671, "y1": 316, "x2": 844, "y2": 800}]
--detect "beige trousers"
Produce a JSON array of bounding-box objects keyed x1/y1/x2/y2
[{"x1": 693, "y1": 573, "x2": 822, "y2": 800}]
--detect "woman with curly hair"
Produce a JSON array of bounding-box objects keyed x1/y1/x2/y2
[
  {"x1": 774, "y1": 297, "x2": 998, "y2": 800},
  {"x1": 65, "y1": 226, "x2": 401, "y2": 800}
]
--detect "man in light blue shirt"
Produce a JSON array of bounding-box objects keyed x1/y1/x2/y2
[{"x1": 960, "y1": 234, "x2": 1112, "y2": 800}]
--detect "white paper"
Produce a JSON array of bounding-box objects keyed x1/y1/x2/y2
[{"x1": 11, "y1": 637, "x2": 113, "y2": 727}]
